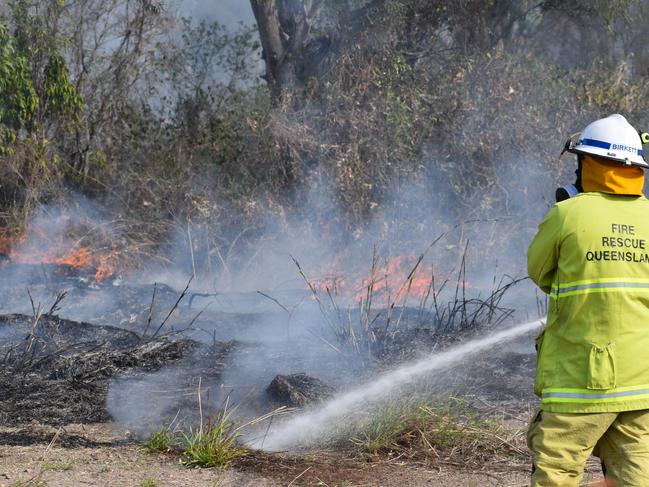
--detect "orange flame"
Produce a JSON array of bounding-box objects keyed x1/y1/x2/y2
[
  {"x1": 53, "y1": 246, "x2": 93, "y2": 269},
  {"x1": 0, "y1": 230, "x2": 119, "y2": 282},
  {"x1": 311, "y1": 254, "x2": 438, "y2": 303},
  {"x1": 94, "y1": 252, "x2": 119, "y2": 282},
  {"x1": 352, "y1": 255, "x2": 434, "y2": 301}
]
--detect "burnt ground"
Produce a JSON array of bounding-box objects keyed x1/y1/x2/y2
[
  {"x1": 0, "y1": 313, "x2": 233, "y2": 426},
  {"x1": 0, "y1": 311, "x2": 537, "y2": 423},
  {"x1": 0, "y1": 265, "x2": 549, "y2": 485},
  {"x1": 0, "y1": 269, "x2": 539, "y2": 425}
]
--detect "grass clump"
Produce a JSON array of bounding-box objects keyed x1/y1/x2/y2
[
  {"x1": 140, "y1": 479, "x2": 158, "y2": 487},
  {"x1": 141, "y1": 406, "x2": 248, "y2": 470},
  {"x1": 180, "y1": 415, "x2": 248, "y2": 469},
  {"x1": 348, "y1": 404, "x2": 408, "y2": 454},
  {"x1": 326, "y1": 398, "x2": 528, "y2": 468},
  {"x1": 142, "y1": 430, "x2": 174, "y2": 453}
]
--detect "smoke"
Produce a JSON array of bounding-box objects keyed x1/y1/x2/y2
[
  {"x1": 253, "y1": 318, "x2": 543, "y2": 450},
  {"x1": 0, "y1": 163, "x2": 546, "y2": 432},
  {"x1": 0, "y1": 1, "x2": 593, "y2": 440},
  {"x1": 99, "y1": 52, "x2": 557, "y2": 424},
  {"x1": 107, "y1": 368, "x2": 191, "y2": 429},
  {"x1": 0, "y1": 197, "x2": 121, "y2": 316},
  {"x1": 175, "y1": 0, "x2": 255, "y2": 27}
]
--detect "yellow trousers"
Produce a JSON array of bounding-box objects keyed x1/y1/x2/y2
[{"x1": 527, "y1": 409, "x2": 649, "y2": 486}]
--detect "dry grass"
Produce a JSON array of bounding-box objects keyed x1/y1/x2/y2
[
  {"x1": 295, "y1": 241, "x2": 522, "y2": 366},
  {"x1": 320, "y1": 397, "x2": 529, "y2": 469},
  {"x1": 9, "y1": 481, "x2": 49, "y2": 487},
  {"x1": 7, "y1": 429, "x2": 63, "y2": 487}
]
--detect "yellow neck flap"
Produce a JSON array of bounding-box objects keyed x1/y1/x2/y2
[{"x1": 581, "y1": 155, "x2": 645, "y2": 195}]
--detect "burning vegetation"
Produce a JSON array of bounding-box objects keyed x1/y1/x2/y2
[
  {"x1": 0, "y1": 0, "x2": 643, "y2": 484},
  {"x1": 0, "y1": 231, "x2": 120, "y2": 283},
  {"x1": 2, "y1": 0, "x2": 649, "y2": 287}
]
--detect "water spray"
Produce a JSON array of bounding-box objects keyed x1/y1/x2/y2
[{"x1": 254, "y1": 318, "x2": 544, "y2": 451}]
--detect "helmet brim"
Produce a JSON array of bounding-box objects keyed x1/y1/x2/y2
[{"x1": 568, "y1": 147, "x2": 648, "y2": 168}]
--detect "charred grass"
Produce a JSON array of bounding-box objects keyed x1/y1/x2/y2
[{"x1": 296, "y1": 243, "x2": 523, "y2": 367}]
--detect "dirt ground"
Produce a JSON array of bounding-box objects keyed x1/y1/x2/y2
[{"x1": 0, "y1": 423, "x2": 606, "y2": 487}]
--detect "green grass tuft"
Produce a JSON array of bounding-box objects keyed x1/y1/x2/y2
[
  {"x1": 180, "y1": 411, "x2": 247, "y2": 469},
  {"x1": 142, "y1": 430, "x2": 174, "y2": 453}
]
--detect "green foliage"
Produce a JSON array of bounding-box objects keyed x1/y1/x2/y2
[
  {"x1": 43, "y1": 54, "x2": 83, "y2": 119},
  {"x1": 140, "y1": 414, "x2": 247, "y2": 470},
  {"x1": 349, "y1": 404, "x2": 408, "y2": 454},
  {"x1": 4, "y1": 1, "x2": 83, "y2": 126},
  {"x1": 142, "y1": 430, "x2": 174, "y2": 453},
  {"x1": 0, "y1": 0, "x2": 83, "y2": 157},
  {"x1": 3, "y1": 0, "x2": 649, "y2": 277},
  {"x1": 180, "y1": 411, "x2": 247, "y2": 469},
  {"x1": 0, "y1": 24, "x2": 38, "y2": 148}
]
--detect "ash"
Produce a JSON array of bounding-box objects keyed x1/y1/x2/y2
[
  {"x1": 0, "y1": 312, "x2": 231, "y2": 426},
  {"x1": 0, "y1": 263, "x2": 537, "y2": 431}
]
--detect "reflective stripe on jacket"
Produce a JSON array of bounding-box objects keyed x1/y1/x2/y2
[{"x1": 528, "y1": 192, "x2": 649, "y2": 413}]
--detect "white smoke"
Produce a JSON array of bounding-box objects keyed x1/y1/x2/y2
[
  {"x1": 253, "y1": 318, "x2": 543, "y2": 451},
  {"x1": 175, "y1": 0, "x2": 255, "y2": 27}
]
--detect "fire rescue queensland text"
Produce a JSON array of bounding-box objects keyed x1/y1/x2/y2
[{"x1": 586, "y1": 223, "x2": 649, "y2": 263}]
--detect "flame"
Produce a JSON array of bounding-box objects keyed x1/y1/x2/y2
[
  {"x1": 310, "y1": 250, "x2": 477, "y2": 304},
  {"x1": 311, "y1": 254, "x2": 438, "y2": 303},
  {"x1": 0, "y1": 233, "x2": 25, "y2": 256},
  {"x1": 0, "y1": 230, "x2": 119, "y2": 282},
  {"x1": 94, "y1": 252, "x2": 119, "y2": 282},
  {"x1": 352, "y1": 255, "x2": 434, "y2": 302},
  {"x1": 53, "y1": 246, "x2": 92, "y2": 269}
]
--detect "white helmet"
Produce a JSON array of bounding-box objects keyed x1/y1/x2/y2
[{"x1": 565, "y1": 114, "x2": 647, "y2": 167}]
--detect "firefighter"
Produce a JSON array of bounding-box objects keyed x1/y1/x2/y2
[{"x1": 527, "y1": 114, "x2": 649, "y2": 486}]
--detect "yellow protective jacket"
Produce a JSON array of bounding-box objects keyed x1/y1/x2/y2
[{"x1": 528, "y1": 192, "x2": 649, "y2": 413}]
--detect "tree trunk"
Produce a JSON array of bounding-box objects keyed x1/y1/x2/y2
[{"x1": 249, "y1": 0, "x2": 322, "y2": 101}]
